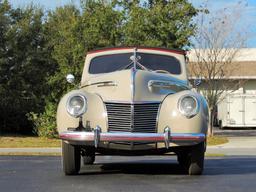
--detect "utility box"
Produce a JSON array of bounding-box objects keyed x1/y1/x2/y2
[{"x1": 218, "y1": 94, "x2": 256, "y2": 128}]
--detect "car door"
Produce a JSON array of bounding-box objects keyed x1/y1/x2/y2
[
  {"x1": 244, "y1": 96, "x2": 256, "y2": 126},
  {"x1": 228, "y1": 95, "x2": 244, "y2": 125}
]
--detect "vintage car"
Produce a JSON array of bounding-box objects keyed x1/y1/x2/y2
[{"x1": 57, "y1": 47, "x2": 208, "y2": 176}]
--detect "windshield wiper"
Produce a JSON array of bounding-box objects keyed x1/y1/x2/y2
[
  {"x1": 116, "y1": 48, "x2": 150, "y2": 71},
  {"x1": 136, "y1": 61, "x2": 150, "y2": 71},
  {"x1": 116, "y1": 61, "x2": 151, "y2": 71},
  {"x1": 116, "y1": 61, "x2": 134, "y2": 71}
]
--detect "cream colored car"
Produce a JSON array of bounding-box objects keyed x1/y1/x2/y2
[{"x1": 57, "y1": 47, "x2": 208, "y2": 175}]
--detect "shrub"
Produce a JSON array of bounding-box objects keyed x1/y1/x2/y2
[{"x1": 29, "y1": 102, "x2": 58, "y2": 138}]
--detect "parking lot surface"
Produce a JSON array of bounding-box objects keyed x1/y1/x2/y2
[{"x1": 1, "y1": 155, "x2": 256, "y2": 192}]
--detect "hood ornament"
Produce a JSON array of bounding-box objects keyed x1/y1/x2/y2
[{"x1": 129, "y1": 48, "x2": 141, "y2": 70}]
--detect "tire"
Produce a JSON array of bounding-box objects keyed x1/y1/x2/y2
[
  {"x1": 82, "y1": 147, "x2": 95, "y2": 165},
  {"x1": 219, "y1": 120, "x2": 223, "y2": 130},
  {"x1": 213, "y1": 117, "x2": 219, "y2": 127},
  {"x1": 62, "y1": 141, "x2": 81, "y2": 175},
  {"x1": 177, "y1": 151, "x2": 189, "y2": 169},
  {"x1": 188, "y1": 142, "x2": 205, "y2": 175}
]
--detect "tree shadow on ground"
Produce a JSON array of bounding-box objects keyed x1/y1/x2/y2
[
  {"x1": 79, "y1": 156, "x2": 256, "y2": 176},
  {"x1": 214, "y1": 127, "x2": 256, "y2": 137}
]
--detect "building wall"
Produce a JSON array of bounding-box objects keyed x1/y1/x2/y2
[
  {"x1": 191, "y1": 79, "x2": 256, "y2": 102},
  {"x1": 244, "y1": 80, "x2": 256, "y2": 94}
]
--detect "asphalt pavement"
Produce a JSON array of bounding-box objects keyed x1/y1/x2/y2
[
  {"x1": 214, "y1": 127, "x2": 256, "y2": 137},
  {"x1": 1, "y1": 155, "x2": 256, "y2": 192},
  {"x1": 1, "y1": 128, "x2": 256, "y2": 192},
  {"x1": 206, "y1": 127, "x2": 256, "y2": 155}
]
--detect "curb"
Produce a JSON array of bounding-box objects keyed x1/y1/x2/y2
[{"x1": 0, "y1": 148, "x2": 61, "y2": 153}]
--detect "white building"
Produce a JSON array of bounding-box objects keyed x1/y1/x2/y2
[{"x1": 187, "y1": 48, "x2": 256, "y2": 128}]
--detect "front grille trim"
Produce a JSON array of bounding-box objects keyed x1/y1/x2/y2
[{"x1": 105, "y1": 102, "x2": 160, "y2": 133}]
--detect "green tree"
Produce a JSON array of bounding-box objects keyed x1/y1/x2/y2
[
  {"x1": 0, "y1": 0, "x2": 12, "y2": 132},
  {"x1": 32, "y1": 2, "x2": 124, "y2": 137},
  {"x1": 119, "y1": 0, "x2": 197, "y2": 48},
  {"x1": 0, "y1": 0, "x2": 199, "y2": 137},
  {"x1": 81, "y1": 0, "x2": 123, "y2": 49},
  {"x1": 0, "y1": 2, "x2": 54, "y2": 134},
  {"x1": 31, "y1": 5, "x2": 82, "y2": 137},
  {"x1": 28, "y1": 0, "x2": 199, "y2": 138}
]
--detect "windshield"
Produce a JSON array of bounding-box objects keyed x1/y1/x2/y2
[{"x1": 89, "y1": 53, "x2": 181, "y2": 74}]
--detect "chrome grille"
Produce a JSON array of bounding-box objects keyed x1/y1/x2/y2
[{"x1": 105, "y1": 102, "x2": 160, "y2": 133}]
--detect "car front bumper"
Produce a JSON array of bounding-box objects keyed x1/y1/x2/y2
[{"x1": 59, "y1": 126, "x2": 205, "y2": 149}]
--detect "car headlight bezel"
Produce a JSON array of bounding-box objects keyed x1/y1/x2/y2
[
  {"x1": 66, "y1": 94, "x2": 87, "y2": 118},
  {"x1": 178, "y1": 95, "x2": 200, "y2": 118}
]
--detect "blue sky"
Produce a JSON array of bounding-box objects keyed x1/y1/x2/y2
[
  {"x1": 8, "y1": 0, "x2": 80, "y2": 9},
  {"x1": 8, "y1": 0, "x2": 256, "y2": 48}
]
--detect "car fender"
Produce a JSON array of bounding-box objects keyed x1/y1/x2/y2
[
  {"x1": 57, "y1": 90, "x2": 107, "y2": 133},
  {"x1": 157, "y1": 90, "x2": 208, "y2": 134}
]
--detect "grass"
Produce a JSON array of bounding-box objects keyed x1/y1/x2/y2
[
  {"x1": 207, "y1": 136, "x2": 229, "y2": 146},
  {"x1": 0, "y1": 135, "x2": 227, "y2": 156},
  {"x1": 205, "y1": 153, "x2": 225, "y2": 157},
  {"x1": 0, "y1": 136, "x2": 61, "y2": 148},
  {"x1": 0, "y1": 152, "x2": 61, "y2": 156},
  {"x1": 0, "y1": 135, "x2": 228, "y2": 148}
]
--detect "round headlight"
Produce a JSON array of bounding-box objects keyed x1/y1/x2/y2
[
  {"x1": 178, "y1": 95, "x2": 199, "y2": 118},
  {"x1": 66, "y1": 94, "x2": 87, "y2": 117}
]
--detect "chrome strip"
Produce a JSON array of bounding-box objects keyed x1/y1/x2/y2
[
  {"x1": 133, "y1": 48, "x2": 137, "y2": 70},
  {"x1": 155, "y1": 101, "x2": 162, "y2": 133},
  {"x1": 131, "y1": 67, "x2": 137, "y2": 102},
  {"x1": 130, "y1": 48, "x2": 137, "y2": 103},
  {"x1": 97, "y1": 82, "x2": 117, "y2": 87},
  {"x1": 164, "y1": 126, "x2": 171, "y2": 149},
  {"x1": 94, "y1": 126, "x2": 101, "y2": 148},
  {"x1": 131, "y1": 103, "x2": 134, "y2": 131},
  {"x1": 148, "y1": 80, "x2": 189, "y2": 90},
  {"x1": 81, "y1": 81, "x2": 117, "y2": 88},
  {"x1": 130, "y1": 66, "x2": 137, "y2": 142},
  {"x1": 104, "y1": 100, "x2": 160, "y2": 104},
  {"x1": 60, "y1": 130, "x2": 205, "y2": 146}
]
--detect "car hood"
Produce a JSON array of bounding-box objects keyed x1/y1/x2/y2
[{"x1": 81, "y1": 68, "x2": 189, "y2": 102}]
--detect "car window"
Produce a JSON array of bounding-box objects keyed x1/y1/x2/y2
[{"x1": 89, "y1": 52, "x2": 181, "y2": 74}]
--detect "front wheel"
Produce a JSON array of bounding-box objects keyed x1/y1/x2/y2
[
  {"x1": 177, "y1": 151, "x2": 190, "y2": 169},
  {"x1": 62, "y1": 141, "x2": 81, "y2": 175},
  {"x1": 188, "y1": 142, "x2": 205, "y2": 175},
  {"x1": 82, "y1": 147, "x2": 95, "y2": 165},
  {"x1": 177, "y1": 142, "x2": 205, "y2": 175}
]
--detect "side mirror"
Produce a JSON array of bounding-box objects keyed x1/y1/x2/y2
[
  {"x1": 185, "y1": 55, "x2": 189, "y2": 63},
  {"x1": 193, "y1": 78, "x2": 202, "y2": 87},
  {"x1": 66, "y1": 74, "x2": 75, "y2": 84}
]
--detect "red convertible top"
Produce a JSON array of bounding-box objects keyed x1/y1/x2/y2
[{"x1": 87, "y1": 46, "x2": 185, "y2": 55}]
